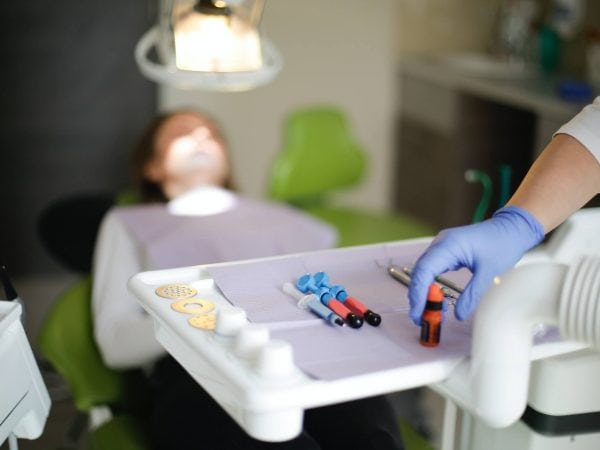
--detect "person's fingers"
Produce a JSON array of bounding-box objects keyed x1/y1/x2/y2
[
  {"x1": 408, "y1": 269, "x2": 434, "y2": 325},
  {"x1": 454, "y1": 271, "x2": 495, "y2": 321},
  {"x1": 408, "y1": 247, "x2": 457, "y2": 325}
]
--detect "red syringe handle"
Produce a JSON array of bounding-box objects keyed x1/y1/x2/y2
[
  {"x1": 345, "y1": 296, "x2": 381, "y2": 326},
  {"x1": 326, "y1": 299, "x2": 363, "y2": 329}
]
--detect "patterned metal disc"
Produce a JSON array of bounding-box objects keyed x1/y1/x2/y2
[
  {"x1": 155, "y1": 284, "x2": 197, "y2": 299},
  {"x1": 188, "y1": 314, "x2": 217, "y2": 330}
]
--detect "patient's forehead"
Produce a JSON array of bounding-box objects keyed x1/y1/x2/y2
[{"x1": 155, "y1": 112, "x2": 222, "y2": 153}]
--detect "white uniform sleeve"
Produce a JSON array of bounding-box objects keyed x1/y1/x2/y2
[
  {"x1": 556, "y1": 96, "x2": 600, "y2": 163},
  {"x1": 91, "y1": 211, "x2": 166, "y2": 369}
]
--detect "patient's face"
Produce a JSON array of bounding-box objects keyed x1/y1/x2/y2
[{"x1": 145, "y1": 112, "x2": 229, "y2": 197}]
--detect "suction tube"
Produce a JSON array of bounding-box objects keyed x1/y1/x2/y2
[
  {"x1": 560, "y1": 256, "x2": 600, "y2": 348},
  {"x1": 434, "y1": 256, "x2": 600, "y2": 428},
  {"x1": 469, "y1": 262, "x2": 567, "y2": 427}
]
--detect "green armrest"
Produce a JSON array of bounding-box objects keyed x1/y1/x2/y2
[
  {"x1": 37, "y1": 276, "x2": 126, "y2": 411},
  {"x1": 87, "y1": 415, "x2": 150, "y2": 450}
]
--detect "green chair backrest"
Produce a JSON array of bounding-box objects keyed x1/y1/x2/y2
[
  {"x1": 115, "y1": 189, "x2": 141, "y2": 206},
  {"x1": 269, "y1": 107, "x2": 367, "y2": 206},
  {"x1": 37, "y1": 276, "x2": 126, "y2": 412}
]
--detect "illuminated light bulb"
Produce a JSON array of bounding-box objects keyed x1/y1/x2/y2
[
  {"x1": 135, "y1": 0, "x2": 282, "y2": 91},
  {"x1": 174, "y1": 11, "x2": 262, "y2": 72}
]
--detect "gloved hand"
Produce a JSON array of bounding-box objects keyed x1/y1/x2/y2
[{"x1": 408, "y1": 206, "x2": 545, "y2": 325}]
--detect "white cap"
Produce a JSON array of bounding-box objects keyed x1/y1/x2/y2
[
  {"x1": 234, "y1": 323, "x2": 270, "y2": 359},
  {"x1": 215, "y1": 305, "x2": 248, "y2": 337},
  {"x1": 254, "y1": 340, "x2": 295, "y2": 379}
]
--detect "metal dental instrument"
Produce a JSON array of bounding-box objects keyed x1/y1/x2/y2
[
  {"x1": 387, "y1": 265, "x2": 458, "y2": 306},
  {"x1": 387, "y1": 265, "x2": 412, "y2": 287},
  {"x1": 401, "y1": 267, "x2": 463, "y2": 295}
]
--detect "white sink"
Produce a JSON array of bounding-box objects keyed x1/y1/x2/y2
[{"x1": 441, "y1": 52, "x2": 536, "y2": 79}]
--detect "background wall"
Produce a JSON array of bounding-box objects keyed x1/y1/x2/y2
[
  {"x1": 398, "y1": 0, "x2": 502, "y2": 55},
  {"x1": 160, "y1": 0, "x2": 401, "y2": 212},
  {"x1": 0, "y1": 0, "x2": 156, "y2": 276}
]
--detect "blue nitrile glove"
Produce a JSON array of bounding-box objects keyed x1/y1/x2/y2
[{"x1": 408, "y1": 206, "x2": 545, "y2": 324}]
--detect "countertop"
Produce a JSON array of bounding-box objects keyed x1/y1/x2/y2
[{"x1": 400, "y1": 54, "x2": 590, "y2": 122}]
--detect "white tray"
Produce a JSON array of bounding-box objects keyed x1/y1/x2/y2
[{"x1": 128, "y1": 240, "x2": 576, "y2": 442}]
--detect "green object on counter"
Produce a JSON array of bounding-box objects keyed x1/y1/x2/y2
[
  {"x1": 539, "y1": 25, "x2": 561, "y2": 74},
  {"x1": 498, "y1": 164, "x2": 513, "y2": 208},
  {"x1": 465, "y1": 169, "x2": 493, "y2": 223}
]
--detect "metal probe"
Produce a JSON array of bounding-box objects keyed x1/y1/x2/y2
[
  {"x1": 387, "y1": 265, "x2": 458, "y2": 306},
  {"x1": 401, "y1": 267, "x2": 463, "y2": 295}
]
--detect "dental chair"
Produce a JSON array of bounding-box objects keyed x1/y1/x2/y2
[
  {"x1": 37, "y1": 193, "x2": 150, "y2": 450},
  {"x1": 37, "y1": 276, "x2": 150, "y2": 450},
  {"x1": 268, "y1": 106, "x2": 433, "y2": 247}
]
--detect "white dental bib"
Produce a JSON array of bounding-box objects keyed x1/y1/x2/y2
[{"x1": 112, "y1": 188, "x2": 337, "y2": 270}]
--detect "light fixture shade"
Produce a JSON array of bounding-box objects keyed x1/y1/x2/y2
[{"x1": 136, "y1": 0, "x2": 282, "y2": 91}]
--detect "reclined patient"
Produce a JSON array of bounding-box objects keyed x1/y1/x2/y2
[{"x1": 91, "y1": 110, "x2": 405, "y2": 450}]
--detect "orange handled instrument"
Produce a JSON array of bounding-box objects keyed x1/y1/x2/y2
[{"x1": 420, "y1": 283, "x2": 444, "y2": 347}]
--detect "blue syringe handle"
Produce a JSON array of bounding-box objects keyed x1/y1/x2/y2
[
  {"x1": 305, "y1": 296, "x2": 344, "y2": 326},
  {"x1": 283, "y1": 282, "x2": 343, "y2": 326}
]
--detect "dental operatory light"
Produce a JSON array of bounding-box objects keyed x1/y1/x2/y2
[{"x1": 135, "y1": 0, "x2": 282, "y2": 91}]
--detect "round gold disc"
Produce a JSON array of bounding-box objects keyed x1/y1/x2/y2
[
  {"x1": 155, "y1": 284, "x2": 197, "y2": 299},
  {"x1": 171, "y1": 298, "x2": 215, "y2": 315},
  {"x1": 188, "y1": 314, "x2": 217, "y2": 330}
]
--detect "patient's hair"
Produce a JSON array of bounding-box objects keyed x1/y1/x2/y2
[{"x1": 131, "y1": 110, "x2": 234, "y2": 203}]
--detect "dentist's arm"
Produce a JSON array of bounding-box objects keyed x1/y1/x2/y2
[
  {"x1": 408, "y1": 133, "x2": 600, "y2": 325},
  {"x1": 508, "y1": 134, "x2": 600, "y2": 230}
]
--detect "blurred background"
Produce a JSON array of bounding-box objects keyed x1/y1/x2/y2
[{"x1": 1, "y1": 0, "x2": 599, "y2": 448}]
